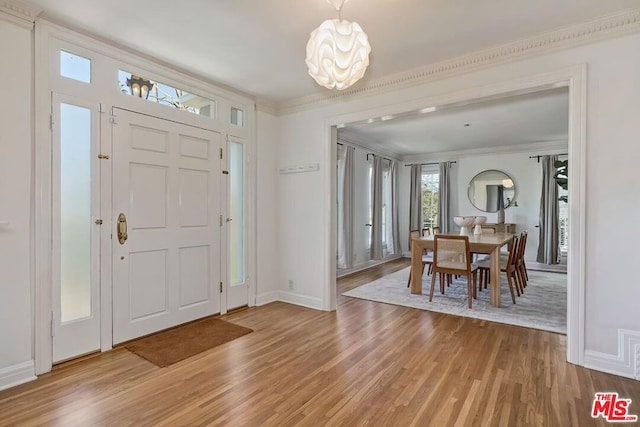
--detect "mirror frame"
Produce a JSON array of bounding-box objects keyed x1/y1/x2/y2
[{"x1": 467, "y1": 169, "x2": 517, "y2": 212}]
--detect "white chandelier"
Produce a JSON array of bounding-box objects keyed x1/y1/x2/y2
[{"x1": 305, "y1": 0, "x2": 371, "y2": 91}]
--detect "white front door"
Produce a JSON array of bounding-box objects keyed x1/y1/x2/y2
[
  {"x1": 52, "y1": 94, "x2": 101, "y2": 362},
  {"x1": 112, "y1": 108, "x2": 222, "y2": 344}
]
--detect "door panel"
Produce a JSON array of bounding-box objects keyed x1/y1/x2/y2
[
  {"x1": 112, "y1": 109, "x2": 222, "y2": 344},
  {"x1": 52, "y1": 94, "x2": 101, "y2": 362}
]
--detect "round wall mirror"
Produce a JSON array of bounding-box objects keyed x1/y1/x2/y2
[{"x1": 467, "y1": 170, "x2": 516, "y2": 212}]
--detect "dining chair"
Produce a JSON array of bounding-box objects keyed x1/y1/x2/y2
[
  {"x1": 515, "y1": 230, "x2": 529, "y2": 288},
  {"x1": 430, "y1": 226, "x2": 441, "y2": 235},
  {"x1": 429, "y1": 235, "x2": 478, "y2": 308},
  {"x1": 422, "y1": 227, "x2": 430, "y2": 236},
  {"x1": 407, "y1": 230, "x2": 433, "y2": 287},
  {"x1": 477, "y1": 235, "x2": 518, "y2": 304}
]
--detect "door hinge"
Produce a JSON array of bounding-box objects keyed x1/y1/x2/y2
[
  {"x1": 220, "y1": 214, "x2": 223, "y2": 227},
  {"x1": 98, "y1": 154, "x2": 110, "y2": 160},
  {"x1": 220, "y1": 282, "x2": 223, "y2": 293},
  {"x1": 50, "y1": 311, "x2": 54, "y2": 337},
  {"x1": 95, "y1": 219, "x2": 103, "y2": 225},
  {"x1": 49, "y1": 114, "x2": 53, "y2": 130},
  {"x1": 220, "y1": 147, "x2": 223, "y2": 159}
]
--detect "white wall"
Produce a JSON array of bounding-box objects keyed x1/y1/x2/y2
[
  {"x1": 457, "y1": 153, "x2": 541, "y2": 261},
  {"x1": 424, "y1": 149, "x2": 567, "y2": 262},
  {"x1": 0, "y1": 16, "x2": 35, "y2": 388},
  {"x1": 255, "y1": 111, "x2": 280, "y2": 303},
  {"x1": 276, "y1": 33, "x2": 640, "y2": 361}
]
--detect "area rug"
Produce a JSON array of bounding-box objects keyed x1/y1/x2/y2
[
  {"x1": 343, "y1": 267, "x2": 566, "y2": 334},
  {"x1": 124, "y1": 317, "x2": 253, "y2": 367}
]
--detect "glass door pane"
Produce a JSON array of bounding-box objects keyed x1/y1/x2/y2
[
  {"x1": 60, "y1": 103, "x2": 92, "y2": 322},
  {"x1": 229, "y1": 141, "x2": 245, "y2": 285}
]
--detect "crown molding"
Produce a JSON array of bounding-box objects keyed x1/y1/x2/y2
[
  {"x1": 277, "y1": 8, "x2": 640, "y2": 116},
  {"x1": 0, "y1": 0, "x2": 42, "y2": 28},
  {"x1": 255, "y1": 97, "x2": 278, "y2": 116},
  {"x1": 401, "y1": 140, "x2": 568, "y2": 163},
  {"x1": 336, "y1": 131, "x2": 401, "y2": 161}
]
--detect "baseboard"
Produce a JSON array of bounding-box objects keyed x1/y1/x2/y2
[
  {"x1": 255, "y1": 291, "x2": 280, "y2": 306},
  {"x1": 0, "y1": 360, "x2": 37, "y2": 391},
  {"x1": 337, "y1": 255, "x2": 403, "y2": 278},
  {"x1": 278, "y1": 291, "x2": 324, "y2": 311},
  {"x1": 255, "y1": 290, "x2": 324, "y2": 311},
  {"x1": 584, "y1": 329, "x2": 640, "y2": 381}
]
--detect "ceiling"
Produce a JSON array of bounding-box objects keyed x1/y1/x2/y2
[
  {"x1": 338, "y1": 88, "x2": 569, "y2": 157},
  {"x1": 29, "y1": 0, "x2": 639, "y2": 104}
]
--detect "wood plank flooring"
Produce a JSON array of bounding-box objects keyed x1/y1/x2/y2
[{"x1": 1, "y1": 258, "x2": 639, "y2": 426}]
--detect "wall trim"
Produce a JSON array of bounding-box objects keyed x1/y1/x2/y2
[
  {"x1": 255, "y1": 291, "x2": 281, "y2": 306},
  {"x1": 0, "y1": 0, "x2": 41, "y2": 27},
  {"x1": 0, "y1": 361, "x2": 36, "y2": 391},
  {"x1": 277, "y1": 8, "x2": 640, "y2": 115},
  {"x1": 255, "y1": 290, "x2": 324, "y2": 310},
  {"x1": 584, "y1": 329, "x2": 640, "y2": 381},
  {"x1": 277, "y1": 291, "x2": 324, "y2": 311},
  {"x1": 401, "y1": 140, "x2": 568, "y2": 163}
]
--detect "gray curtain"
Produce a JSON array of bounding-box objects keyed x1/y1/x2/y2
[
  {"x1": 370, "y1": 155, "x2": 383, "y2": 260},
  {"x1": 336, "y1": 145, "x2": 354, "y2": 269},
  {"x1": 389, "y1": 161, "x2": 402, "y2": 255},
  {"x1": 438, "y1": 162, "x2": 452, "y2": 233},
  {"x1": 409, "y1": 164, "x2": 422, "y2": 232},
  {"x1": 537, "y1": 155, "x2": 560, "y2": 264}
]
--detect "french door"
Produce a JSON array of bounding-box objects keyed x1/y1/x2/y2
[
  {"x1": 111, "y1": 108, "x2": 223, "y2": 344},
  {"x1": 52, "y1": 94, "x2": 101, "y2": 362}
]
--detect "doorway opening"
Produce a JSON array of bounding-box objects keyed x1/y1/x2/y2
[{"x1": 327, "y1": 66, "x2": 586, "y2": 365}]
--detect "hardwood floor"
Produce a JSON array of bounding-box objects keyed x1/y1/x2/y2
[{"x1": 1, "y1": 258, "x2": 638, "y2": 426}]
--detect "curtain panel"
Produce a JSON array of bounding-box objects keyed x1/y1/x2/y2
[
  {"x1": 438, "y1": 162, "x2": 452, "y2": 234},
  {"x1": 537, "y1": 155, "x2": 560, "y2": 264},
  {"x1": 370, "y1": 155, "x2": 384, "y2": 260},
  {"x1": 336, "y1": 145, "x2": 354, "y2": 269},
  {"x1": 409, "y1": 164, "x2": 422, "y2": 233}
]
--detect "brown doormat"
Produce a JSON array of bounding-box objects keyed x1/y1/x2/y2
[{"x1": 124, "y1": 317, "x2": 252, "y2": 367}]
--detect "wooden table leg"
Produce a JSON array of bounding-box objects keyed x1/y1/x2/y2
[
  {"x1": 411, "y1": 241, "x2": 423, "y2": 294},
  {"x1": 489, "y1": 246, "x2": 501, "y2": 307}
]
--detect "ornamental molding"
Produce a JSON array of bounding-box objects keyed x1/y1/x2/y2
[
  {"x1": 0, "y1": 0, "x2": 42, "y2": 26},
  {"x1": 276, "y1": 8, "x2": 640, "y2": 116}
]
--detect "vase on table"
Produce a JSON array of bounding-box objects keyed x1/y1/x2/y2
[{"x1": 473, "y1": 216, "x2": 487, "y2": 235}]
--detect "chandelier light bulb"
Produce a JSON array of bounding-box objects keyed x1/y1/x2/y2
[{"x1": 305, "y1": 18, "x2": 371, "y2": 91}]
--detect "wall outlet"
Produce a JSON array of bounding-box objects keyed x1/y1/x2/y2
[{"x1": 288, "y1": 279, "x2": 294, "y2": 290}]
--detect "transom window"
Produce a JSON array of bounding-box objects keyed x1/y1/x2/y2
[
  {"x1": 231, "y1": 107, "x2": 244, "y2": 127},
  {"x1": 60, "y1": 51, "x2": 91, "y2": 83},
  {"x1": 118, "y1": 70, "x2": 215, "y2": 118}
]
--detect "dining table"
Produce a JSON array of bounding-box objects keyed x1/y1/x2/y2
[{"x1": 411, "y1": 232, "x2": 514, "y2": 307}]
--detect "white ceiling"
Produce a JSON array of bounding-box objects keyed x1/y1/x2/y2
[
  {"x1": 29, "y1": 0, "x2": 640, "y2": 103},
  {"x1": 339, "y1": 88, "x2": 569, "y2": 156}
]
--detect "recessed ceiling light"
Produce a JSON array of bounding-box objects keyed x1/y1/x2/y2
[
  {"x1": 464, "y1": 123, "x2": 471, "y2": 127},
  {"x1": 381, "y1": 115, "x2": 393, "y2": 121},
  {"x1": 367, "y1": 118, "x2": 375, "y2": 124},
  {"x1": 337, "y1": 123, "x2": 345, "y2": 128},
  {"x1": 419, "y1": 107, "x2": 437, "y2": 114}
]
